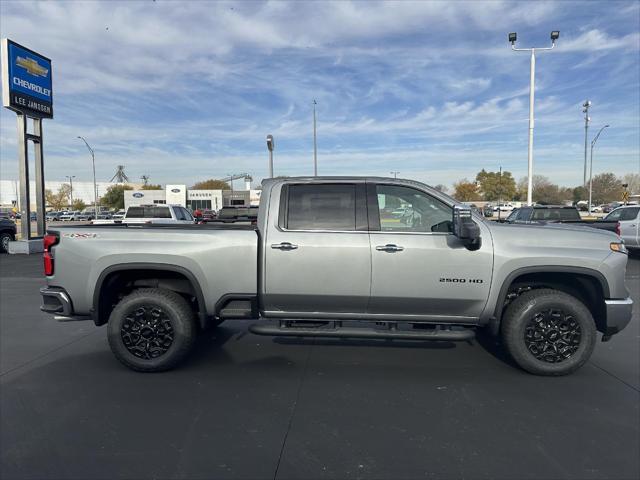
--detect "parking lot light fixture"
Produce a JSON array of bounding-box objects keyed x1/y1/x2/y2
[
  {"x1": 77, "y1": 136, "x2": 99, "y2": 212},
  {"x1": 509, "y1": 30, "x2": 559, "y2": 206},
  {"x1": 266, "y1": 135, "x2": 274, "y2": 178},
  {"x1": 588, "y1": 124, "x2": 610, "y2": 214}
]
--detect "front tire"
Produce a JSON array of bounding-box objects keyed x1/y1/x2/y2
[
  {"x1": 501, "y1": 289, "x2": 596, "y2": 376},
  {"x1": 107, "y1": 288, "x2": 197, "y2": 372}
]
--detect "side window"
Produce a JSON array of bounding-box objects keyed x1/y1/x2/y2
[
  {"x1": 172, "y1": 206, "x2": 186, "y2": 220},
  {"x1": 375, "y1": 185, "x2": 452, "y2": 233},
  {"x1": 620, "y1": 207, "x2": 640, "y2": 221},
  {"x1": 286, "y1": 184, "x2": 356, "y2": 231},
  {"x1": 605, "y1": 208, "x2": 624, "y2": 221},
  {"x1": 181, "y1": 207, "x2": 194, "y2": 221},
  {"x1": 126, "y1": 207, "x2": 144, "y2": 218},
  {"x1": 518, "y1": 208, "x2": 532, "y2": 220}
]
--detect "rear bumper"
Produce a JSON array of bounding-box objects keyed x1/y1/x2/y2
[
  {"x1": 604, "y1": 297, "x2": 633, "y2": 335},
  {"x1": 40, "y1": 287, "x2": 73, "y2": 316}
]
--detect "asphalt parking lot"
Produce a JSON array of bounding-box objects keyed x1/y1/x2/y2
[{"x1": 1, "y1": 254, "x2": 638, "y2": 480}]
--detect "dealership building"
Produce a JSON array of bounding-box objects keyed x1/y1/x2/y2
[
  {"x1": 0, "y1": 180, "x2": 260, "y2": 212},
  {"x1": 124, "y1": 184, "x2": 261, "y2": 211}
]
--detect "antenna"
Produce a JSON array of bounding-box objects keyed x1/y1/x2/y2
[{"x1": 110, "y1": 165, "x2": 130, "y2": 183}]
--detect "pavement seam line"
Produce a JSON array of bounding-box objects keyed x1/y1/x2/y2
[
  {"x1": 0, "y1": 329, "x2": 101, "y2": 378},
  {"x1": 273, "y1": 340, "x2": 314, "y2": 480},
  {"x1": 590, "y1": 361, "x2": 640, "y2": 392}
]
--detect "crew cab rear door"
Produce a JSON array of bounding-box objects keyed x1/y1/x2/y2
[
  {"x1": 262, "y1": 182, "x2": 370, "y2": 317},
  {"x1": 367, "y1": 183, "x2": 493, "y2": 320}
]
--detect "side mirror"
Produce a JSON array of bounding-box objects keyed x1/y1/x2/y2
[{"x1": 453, "y1": 206, "x2": 481, "y2": 250}]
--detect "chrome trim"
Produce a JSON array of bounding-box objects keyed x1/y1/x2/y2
[
  {"x1": 40, "y1": 287, "x2": 73, "y2": 316},
  {"x1": 604, "y1": 298, "x2": 633, "y2": 306}
]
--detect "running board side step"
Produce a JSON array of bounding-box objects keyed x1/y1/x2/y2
[{"x1": 249, "y1": 321, "x2": 475, "y2": 341}]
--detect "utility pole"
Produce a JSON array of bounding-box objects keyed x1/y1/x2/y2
[
  {"x1": 582, "y1": 100, "x2": 591, "y2": 186},
  {"x1": 77, "y1": 136, "x2": 99, "y2": 213},
  {"x1": 313, "y1": 99, "x2": 318, "y2": 176},
  {"x1": 588, "y1": 125, "x2": 610, "y2": 215},
  {"x1": 509, "y1": 31, "x2": 560, "y2": 206},
  {"x1": 498, "y1": 166, "x2": 503, "y2": 221},
  {"x1": 65, "y1": 175, "x2": 75, "y2": 207}
]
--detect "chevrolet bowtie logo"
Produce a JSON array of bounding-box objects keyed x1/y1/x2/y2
[{"x1": 16, "y1": 56, "x2": 48, "y2": 77}]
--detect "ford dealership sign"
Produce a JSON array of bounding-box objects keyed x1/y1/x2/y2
[{"x1": 1, "y1": 39, "x2": 53, "y2": 118}]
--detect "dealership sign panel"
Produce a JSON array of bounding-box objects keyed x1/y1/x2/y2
[{"x1": 2, "y1": 38, "x2": 53, "y2": 118}]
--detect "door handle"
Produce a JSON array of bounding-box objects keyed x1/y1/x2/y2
[
  {"x1": 271, "y1": 242, "x2": 298, "y2": 250},
  {"x1": 376, "y1": 244, "x2": 404, "y2": 252}
]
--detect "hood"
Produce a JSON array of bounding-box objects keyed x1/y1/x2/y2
[{"x1": 485, "y1": 220, "x2": 619, "y2": 257}]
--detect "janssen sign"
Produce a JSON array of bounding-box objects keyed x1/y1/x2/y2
[{"x1": 1, "y1": 39, "x2": 53, "y2": 118}]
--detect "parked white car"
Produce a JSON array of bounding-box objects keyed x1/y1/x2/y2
[
  {"x1": 605, "y1": 205, "x2": 640, "y2": 252},
  {"x1": 123, "y1": 204, "x2": 195, "y2": 225},
  {"x1": 493, "y1": 203, "x2": 514, "y2": 213},
  {"x1": 59, "y1": 211, "x2": 81, "y2": 221}
]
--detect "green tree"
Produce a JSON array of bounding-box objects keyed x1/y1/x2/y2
[
  {"x1": 141, "y1": 184, "x2": 163, "y2": 190},
  {"x1": 46, "y1": 184, "x2": 72, "y2": 210},
  {"x1": 571, "y1": 186, "x2": 587, "y2": 204},
  {"x1": 475, "y1": 169, "x2": 517, "y2": 201},
  {"x1": 72, "y1": 199, "x2": 86, "y2": 211},
  {"x1": 101, "y1": 184, "x2": 133, "y2": 210},
  {"x1": 591, "y1": 172, "x2": 623, "y2": 204},
  {"x1": 191, "y1": 179, "x2": 230, "y2": 190},
  {"x1": 453, "y1": 179, "x2": 481, "y2": 202}
]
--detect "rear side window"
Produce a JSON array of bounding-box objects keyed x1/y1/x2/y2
[
  {"x1": 152, "y1": 207, "x2": 172, "y2": 218},
  {"x1": 286, "y1": 184, "x2": 356, "y2": 231},
  {"x1": 126, "y1": 207, "x2": 144, "y2": 218},
  {"x1": 620, "y1": 207, "x2": 640, "y2": 221}
]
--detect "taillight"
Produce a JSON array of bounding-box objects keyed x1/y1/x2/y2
[
  {"x1": 43, "y1": 233, "x2": 59, "y2": 276},
  {"x1": 615, "y1": 222, "x2": 621, "y2": 236}
]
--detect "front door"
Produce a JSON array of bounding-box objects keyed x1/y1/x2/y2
[
  {"x1": 619, "y1": 207, "x2": 640, "y2": 246},
  {"x1": 367, "y1": 183, "x2": 493, "y2": 320},
  {"x1": 262, "y1": 182, "x2": 371, "y2": 317}
]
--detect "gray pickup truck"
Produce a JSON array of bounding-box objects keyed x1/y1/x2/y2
[{"x1": 40, "y1": 177, "x2": 633, "y2": 376}]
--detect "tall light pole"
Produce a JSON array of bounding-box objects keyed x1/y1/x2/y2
[
  {"x1": 65, "y1": 175, "x2": 76, "y2": 207},
  {"x1": 266, "y1": 135, "x2": 274, "y2": 178},
  {"x1": 588, "y1": 124, "x2": 609, "y2": 214},
  {"x1": 582, "y1": 100, "x2": 591, "y2": 186},
  {"x1": 313, "y1": 100, "x2": 318, "y2": 176},
  {"x1": 509, "y1": 30, "x2": 560, "y2": 206},
  {"x1": 390, "y1": 171, "x2": 400, "y2": 179},
  {"x1": 77, "y1": 136, "x2": 99, "y2": 213}
]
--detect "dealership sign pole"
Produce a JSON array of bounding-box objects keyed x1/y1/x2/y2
[{"x1": 1, "y1": 38, "x2": 53, "y2": 246}]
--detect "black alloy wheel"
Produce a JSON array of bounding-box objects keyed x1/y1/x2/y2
[{"x1": 524, "y1": 309, "x2": 581, "y2": 363}]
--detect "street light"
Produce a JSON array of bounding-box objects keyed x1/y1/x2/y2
[
  {"x1": 313, "y1": 100, "x2": 318, "y2": 176},
  {"x1": 509, "y1": 30, "x2": 559, "y2": 206},
  {"x1": 582, "y1": 100, "x2": 591, "y2": 186},
  {"x1": 77, "y1": 136, "x2": 99, "y2": 213},
  {"x1": 65, "y1": 175, "x2": 76, "y2": 207},
  {"x1": 266, "y1": 134, "x2": 274, "y2": 178},
  {"x1": 390, "y1": 171, "x2": 400, "y2": 179},
  {"x1": 588, "y1": 125, "x2": 609, "y2": 214}
]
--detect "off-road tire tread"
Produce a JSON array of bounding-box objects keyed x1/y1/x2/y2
[
  {"x1": 108, "y1": 288, "x2": 196, "y2": 372},
  {"x1": 502, "y1": 288, "x2": 596, "y2": 376}
]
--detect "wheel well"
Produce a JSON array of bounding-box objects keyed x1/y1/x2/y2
[
  {"x1": 495, "y1": 272, "x2": 606, "y2": 333},
  {"x1": 95, "y1": 268, "x2": 206, "y2": 327}
]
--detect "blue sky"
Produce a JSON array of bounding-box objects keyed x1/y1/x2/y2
[{"x1": 1, "y1": 0, "x2": 638, "y2": 190}]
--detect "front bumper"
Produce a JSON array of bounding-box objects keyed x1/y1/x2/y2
[
  {"x1": 604, "y1": 297, "x2": 633, "y2": 336},
  {"x1": 40, "y1": 287, "x2": 73, "y2": 316}
]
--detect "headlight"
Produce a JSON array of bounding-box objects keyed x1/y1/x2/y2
[{"x1": 610, "y1": 242, "x2": 628, "y2": 254}]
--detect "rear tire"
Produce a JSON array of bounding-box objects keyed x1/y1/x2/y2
[
  {"x1": 0, "y1": 233, "x2": 11, "y2": 253},
  {"x1": 501, "y1": 288, "x2": 596, "y2": 376},
  {"x1": 108, "y1": 288, "x2": 197, "y2": 372}
]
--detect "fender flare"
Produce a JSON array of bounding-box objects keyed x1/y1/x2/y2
[
  {"x1": 92, "y1": 262, "x2": 208, "y2": 327},
  {"x1": 489, "y1": 265, "x2": 610, "y2": 334}
]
